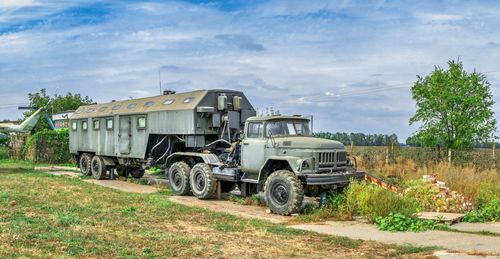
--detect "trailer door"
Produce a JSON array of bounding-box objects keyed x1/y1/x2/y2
[{"x1": 119, "y1": 116, "x2": 131, "y2": 154}]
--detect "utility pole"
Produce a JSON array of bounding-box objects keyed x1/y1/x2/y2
[{"x1": 158, "y1": 69, "x2": 162, "y2": 95}]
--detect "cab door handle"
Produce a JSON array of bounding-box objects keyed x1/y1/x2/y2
[{"x1": 243, "y1": 142, "x2": 249, "y2": 145}]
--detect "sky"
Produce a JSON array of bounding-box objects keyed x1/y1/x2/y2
[{"x1": 1, "y1": 0, "x2": 500, "y2": 140}]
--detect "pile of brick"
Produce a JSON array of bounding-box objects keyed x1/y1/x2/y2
[{"x1": 420, "y1": 175, "x2": 473, "y2": 213}]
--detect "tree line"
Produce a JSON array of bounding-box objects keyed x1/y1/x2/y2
[{"x1": 314, "y1": 132, "x2": 399, "y2": 146}]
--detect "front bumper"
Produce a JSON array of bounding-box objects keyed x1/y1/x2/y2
[{"x1": 300, "y1": 171, "x2": 365, "y2": 185}]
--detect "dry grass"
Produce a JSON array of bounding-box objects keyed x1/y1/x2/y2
[
  {"x1": 352, "y1": 147, "x2": 500, "y2": 204},
  {"x1": 0, "y1": 169, "x2": 435, "y2": 258}
]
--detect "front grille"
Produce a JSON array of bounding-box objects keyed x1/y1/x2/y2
[{"x1": 317, "y1": 151, "x2": 347, "y2": 169}]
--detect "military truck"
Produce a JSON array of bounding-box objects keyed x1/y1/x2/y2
[{"x1": 70, "y1": 89, "x2": 363, "y2": 215}]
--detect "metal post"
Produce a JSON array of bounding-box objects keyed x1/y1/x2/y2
[
  {"x1": 448, "y1": 149, "x2": 452, "y2": 167},
  {"x1": 217, "y1": 181, "x2": 222, "y2": 200},
  {"x1": 110, "y1": 168, "x2": 115, "y2": 180}
]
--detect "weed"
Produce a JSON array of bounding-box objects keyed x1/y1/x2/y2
[
  {"x1": 346, "y1": 181, "x2": 418, "y2": 222},
  {"x1": 463, "y1": 198, "x2": 500, "y2": 222},
  {"x1": 375, "y1": 213, "x2": 445, "y2": 232}
]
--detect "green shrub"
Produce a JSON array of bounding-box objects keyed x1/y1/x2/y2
[
  {"x1": 346, "y1": 181, "x2": 419, "y2": 222},
  {"x1": 0, "y1": 146, "x2": 9, "y2": 160},
  {"x1": 23, "y1": 129, "x2": 72, "y2": 164},
  {"x1": 463, "y1": 198, "x2": 500, "y2": 222},
  {"x1": 375, "y1": 213, "x2": 444, "y2": 232}
]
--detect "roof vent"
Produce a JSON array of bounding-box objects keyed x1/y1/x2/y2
[{"x1": 163, "y1": 90, "x2": 176, "y2": 95}]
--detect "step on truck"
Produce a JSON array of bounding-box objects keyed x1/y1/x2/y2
[{"x1": 70, "y1": 89, "x2": 363, "y2": 215}]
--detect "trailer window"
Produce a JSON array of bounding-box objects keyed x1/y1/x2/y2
[
  {"x1": 144, "y1": 101, "x2": 155, "y2": 107},
  {"x1": 183, "y1": 97, "x2": 194, "y2": 104},
  {"x1": 163, "y1": 99, "x2": 175, "y2": 105},
  {"x1": 98, "y1": 107, "x2": 108, "y2": 112},
  {"x1": 86, "y1": 108, "x2": 95, "y2": 113},
  {"x1": 112, "y1": 105, "x2": 121, "y2": 110},
  {"x1": 71, "y1": 121, "x2": 77, "y2": 131},
  {"x1": 93, "y1": 119, "x2": 100, "y2": 130},
  {"x1": 137, "y1": 116, "x2": 147, "y2": 129},
  {"x1": 247, "y1": 122, "x2": 263, "y2": 138},
  {"x1": 82, "y1": 121, "x2": 88, "y2": 131},
  {"x1": 106, "y1": 119, "x2": 114, "y2": 130},
  {"x1": 127, "y1": 103, "x2": 137, "y2": 109}
]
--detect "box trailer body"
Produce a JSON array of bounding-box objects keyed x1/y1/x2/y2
[{"x1": 70, "y1": 89, "x2": 255, "y2": 176}]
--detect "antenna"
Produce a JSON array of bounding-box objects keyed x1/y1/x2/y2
[{"x1": 158, "y1": 69, "x2": 162, "y2": 95}]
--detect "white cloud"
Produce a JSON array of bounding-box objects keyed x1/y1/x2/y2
[
  {"x1": 0, "y1": 0, "x2": 37, "y2": 8},
  {"x1": 1, "y1": 0, "x2": 500, "y2": 141}
]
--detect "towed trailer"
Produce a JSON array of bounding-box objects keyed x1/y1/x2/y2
[{"x1": 70, "y1": 89, "x2": 363, "y2": 215}]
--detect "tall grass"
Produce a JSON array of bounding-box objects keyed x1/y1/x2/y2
[{"x1": 351, "y1": 146, "x2": 500, "y2": 204}]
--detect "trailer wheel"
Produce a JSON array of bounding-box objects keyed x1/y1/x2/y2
[
  {"x1": 79, "y1": 153, "x2": 93, "y2": 176},
  {"x1": 91, "y1": 156, "x2": 107, "y2": 180},
  {"x1": 168, "y1": 162, "x2": 191, "y2": 195},
  {"x1": 131, "y1": 168, "x2": 145, "y2": 179},
  {"x1": 190, "y1": 163, "x2": 217, "y2": 199},
  {"x1": 264, "y1": 170, "x2": 304, "y2": 215}
]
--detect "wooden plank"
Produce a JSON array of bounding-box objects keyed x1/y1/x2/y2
[{"x1": 416, "y1": 212, "x2": 465, "y2": 225}]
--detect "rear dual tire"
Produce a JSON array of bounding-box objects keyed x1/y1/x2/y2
[
  {"x1": 168, "y1": 162, "x2": 192, "y2": 195},
  {"x1": 190, "y1": 163, "x2": 217, "y2": 199},
  {"x1": 79, "y1": 153, "x2": 93, "y2": 176},
  {"x1": 91, "y1": 156, "x2": 107, "y2": 180}
]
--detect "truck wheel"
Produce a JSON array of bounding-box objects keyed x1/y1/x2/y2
[
  {"x1": 91, "y1": 156, "x2": 107, "y2": 180},
  {"x1": 79, "y1": 153, "x2": 93, "y2": 176},
  {"x1": 190, "y1": 163, "x2": 217, "y2": 199},
  {"x1": 131, "y1": 168, "x2": 145, "y2": 179},
  {"x1": 264, "y1": 170, "x2": 304, "y2": 215},
  {"x1": 168, "y1": 162, "x2": 191, "y2": 195}
]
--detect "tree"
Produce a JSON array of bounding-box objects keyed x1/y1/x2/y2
[
  {"x1": 409, "y1": 59, "x2": 497, "y2": 150},
  {"x1": 25, "y1": 89, "x2": 93, "y2": 132}
]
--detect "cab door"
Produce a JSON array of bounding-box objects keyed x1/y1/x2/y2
[{"x1": 240, "y1": 122, "x2": 266, "y2": 179}]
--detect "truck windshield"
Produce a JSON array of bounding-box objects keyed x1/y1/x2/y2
[{"x1": 266, "y1": 120, "x2": 311, "y2": 137}]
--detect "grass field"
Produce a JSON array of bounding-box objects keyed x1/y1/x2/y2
[{"x1": 0, "y1": 169, "x2": 435, "y2": 258}]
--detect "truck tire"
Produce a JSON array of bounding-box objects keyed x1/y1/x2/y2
[
  {"x1": 131, "y1": 168, "x2": 145, "y2": 179},
  {"x1": 91, "y1": 156, "x2": 107, "y2": 180},
  {"x1": 190, "y1": 163, "x2": 217, "y2": 199},
  {"x1": 264, "y1": 170, "x2": 304, "y2": 215},
  {"x1": 79, "y1": 153, "x2": 93, "y2": 176},
  {"x1": 168, "y1": 162, "x2": 191, "y2": 195}
]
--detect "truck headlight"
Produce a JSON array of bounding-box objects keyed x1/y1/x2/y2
[{"x1": 301, "y1": 160, "x2": 310, "y2": 170}]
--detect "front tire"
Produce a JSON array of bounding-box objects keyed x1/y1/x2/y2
[
  {"x1": 264, "y1": 170, "x2": 304, "y2": 215},
  {"x1": 79, "y1": 153, "x2": 93, "y2": 176},
  {"x1": 168, "y1": 162, "x2": 191, "y2": 195},
  {"x1": 190, "y1": 163, "x2": 217, "y2": 199},
  {"x1": 91, "y1": 156, "x2": 107, "y2": 180}
]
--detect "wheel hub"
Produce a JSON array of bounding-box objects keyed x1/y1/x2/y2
[
  {"x1": 271, "y1": 183, "x2": 289, "y2": 205},
  {"x1": 172, "y1": 171, "x2": 182, "y2": 187},
  {"x1": 194, "y1": 172, "x2": 205, "y2": 191}
]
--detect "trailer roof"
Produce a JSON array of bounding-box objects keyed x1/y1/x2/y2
[{"x1": 71, "y1": 89, "x2": 242, "y2": 119}]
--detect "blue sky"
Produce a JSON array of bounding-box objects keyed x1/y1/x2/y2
[{"x1": 1, "y1": 0, "x2": 500, "y2": 140}]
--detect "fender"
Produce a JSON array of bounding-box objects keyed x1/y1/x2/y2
[
  {"x1": 257, "y1": 156, "x2": 302, "y2": 184},
  {"x1": 165, "y1": 152, "x2": 220, "y2": 168}
]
